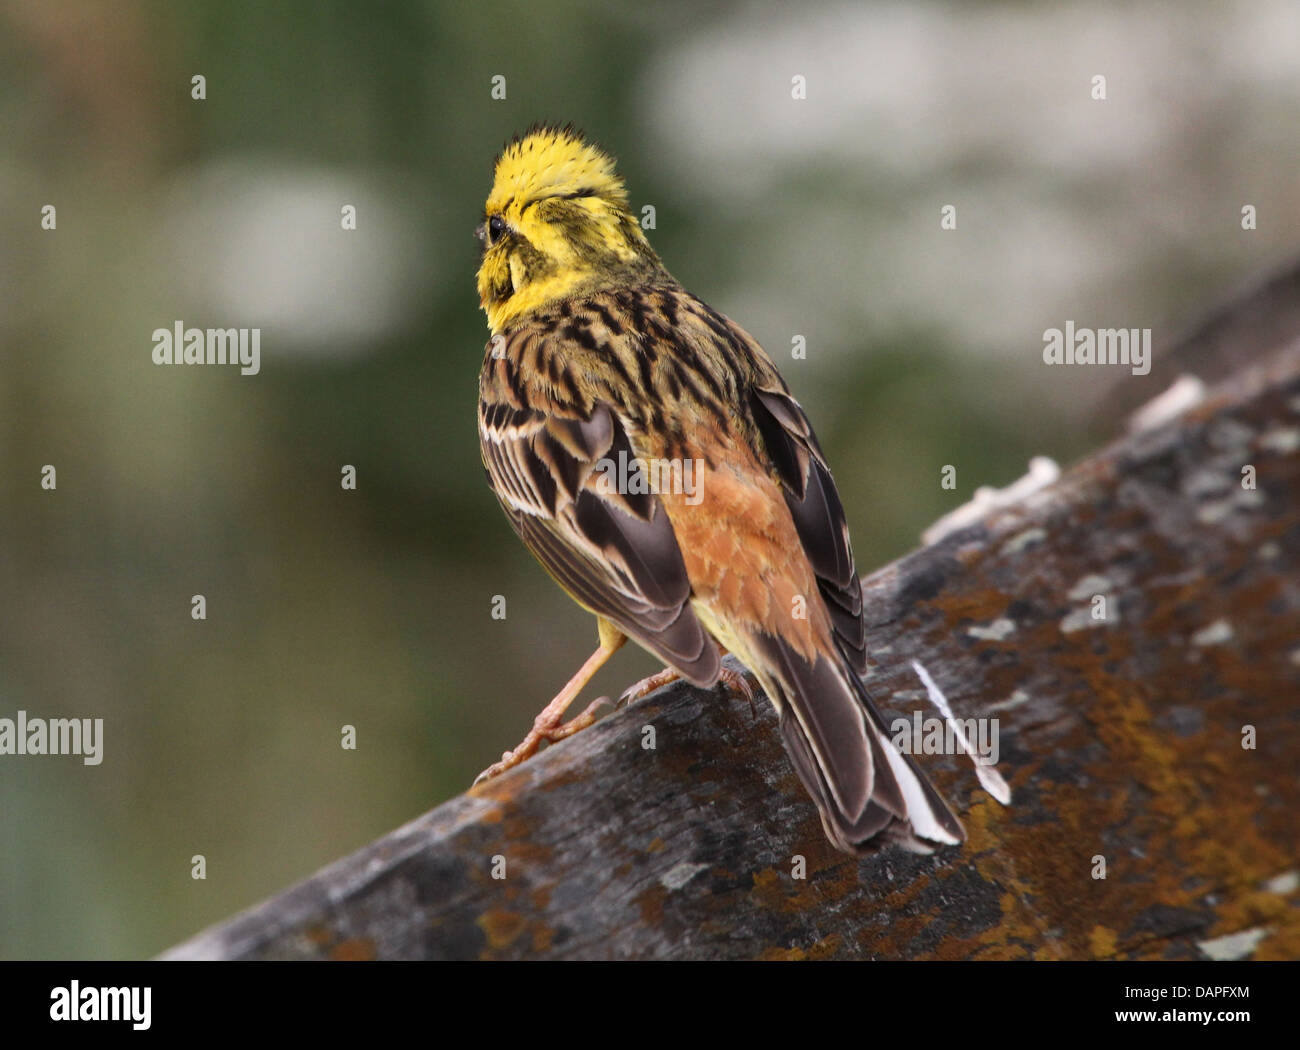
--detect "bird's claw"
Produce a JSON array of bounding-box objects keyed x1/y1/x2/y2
[
  {"x1": 472, "y1": 697, "x2": 613, "y2": 785},
  {"x1": 717, "y1": 667, "x2": 758, "y2": 718},
  {"x1": 617, "y1": 668, "x2": 682, "y2": 707}
]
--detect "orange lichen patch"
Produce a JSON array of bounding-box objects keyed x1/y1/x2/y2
[
  {"x1": 467, "y1": 778, "x2": 520, "y2": 804},
  {"x1": 747, "y1": 860, "x2": 860, "y2": 919},
  {"x1": 962, "y1": 939, "x2": 1029, "y2": 961},
  {"x1": 967, "y1": 795, "x2": 1100, "y2": 936},
  {"x1": 329, "y1": 937, "x2": 377, "y2": 961},
  {"x1": 957, "y1": 755, "x2": 1136, "y2": 956},
  {"x1": 476, "y1": 805, "x2": 507, "y2": 824},
  {"x1": 1198, "y1": 887, "x2": 1299, "y2": 960},
  {"x1": 1222, "y1": 888, "x2": 1293, "y2": 927},
  {"x1": 939, "y1": 588, "x2": 1022, "y2": 625},
  {"x1": 960, "y1": 628, "x2": 1297, "y2": 960},
  {"x1": 635, "y1": 883, "x2": 667, "y2": 926},
  {"x1": 810, "y1": 934, "x2": 843, "y2": 959},
  {"x1": 499, "y1": 815, "x2": 555, "y2": 865},
  {"x1": 301, "y1": 923, "x2": 381, "y2": 960},
  {"x1": 748, "y1": 868, "x2": 789, "y2": 912},
  {"x1": 757, "y1": 934, "x2": 842, "y2": 961},
  {"x1": 646, "y1": 837, "x2": 667, "y2": 853},
  {"x1": 818, "y1": 862, "x2": 872, "y2": 911},
  {"x1": 856, "y1": 544, "x2": 1298, "y2": 962},
  {"x1": 1087, "y1": 689, "x2": 1186, "y2": 816},
  {"x1": 1091, "y1": 681, "x2": 1293, "y2": 952},
  {"x1": 1089, "y1": 925, "x2": 1118, "y2": 958},
  {"x1": 940, "y1": 891, "x2": 1033, "y2": 961},
  {"x1": 530, "y1": 923, "x2": 556, "y2": 953},
  {"x1": 841, "y1": 861, "x2": 970, "y2": 958},
  {"x1": 962, "y1": 792, "x2": 1012, "y2": 854},
  {"x1": 473, "y1": 906, "x2": 558, "y2": 959},
  {"x1": 1254, "y1": 921, "x2": 1300, "y2": 961},
  {"x1": 477, "y1": 908, "x2": 527, "y2": 951}
]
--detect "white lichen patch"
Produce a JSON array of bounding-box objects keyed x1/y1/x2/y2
[
  {"x1": 967, "y1": 618, "x2": 1016, "y2": 641},
  {"x1": 660, "y1": 861, "x2": 710, "y2": 891},
  {"x1": 1197, "y1": 927, "x2": 1269, "y2": 961},
  {"x1": 1128, "y1": 375, "x2": 1205, "y2": 433},
  {"x1": 1263, "y1": 871, "x2": 1299, "y2": 896},
  {"x1": 987, "y1": 689, "x2": 1031, "y2": 712},
  {"x1": 1060, "y1": 606, "x2": 1108, "y2": 633},
  {"x1": 921, "y1": 457, "x2": 1059, "y2": 545},
  {"x1": 1196, "y1": 489, "x2": 1264, "y2": 524},
  {"x1": 1191, "y1": 619, "x2": 1233, "y2": 646},
  {"x1": 1258, "y1": 426, "x2": 1300, "y2": 454},
  {"x1": 1000, "y1": 527, "x2": 1046, "y2": 555},
  {"x1": 1068, "y1": 574, "x2": 1114, "y2": 601},
  {"x1": 1182, "y1": 468, "x2": 1232, "y2": 499}
]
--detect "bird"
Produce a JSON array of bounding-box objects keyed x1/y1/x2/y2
[{"x1": 472, "y1": 123, "x2": 965, "y2": 855}]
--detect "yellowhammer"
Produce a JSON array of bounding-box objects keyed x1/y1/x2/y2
[{"x1": 473, "y1": 124, "x2": 964, "y2": 855}]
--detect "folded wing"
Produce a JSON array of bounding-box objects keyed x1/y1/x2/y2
[{"x1": 480, "y1": 383, "x2": 721, "y2": 686}]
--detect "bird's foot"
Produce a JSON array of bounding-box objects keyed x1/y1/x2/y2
[
  {"x1": 618, "y1": 667, "x2": 683, "y2": 707},
  {"x1": 717, "y1": 666, "x2": 758, "y2": 718},
  {"x1": 618, "y1": 663, "x2": 757, "y2": 717},
  {"x1": 473, "y1": 696, "x2": 612, "y2": 785}
]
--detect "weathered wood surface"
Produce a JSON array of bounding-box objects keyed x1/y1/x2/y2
[{"x1": 165, "y1": 342, "x2": 1300, "y2": 961}]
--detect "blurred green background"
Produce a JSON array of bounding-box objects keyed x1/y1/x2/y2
[{"x1": 2, "y1": 0, "x2": 1296, "y2": 958}]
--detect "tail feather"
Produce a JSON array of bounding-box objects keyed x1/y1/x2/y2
[{"x1": 754, "y1": 634, "x2": 965, "y2": 855}]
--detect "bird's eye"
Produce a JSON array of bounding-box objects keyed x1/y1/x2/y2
[{"x1": 487, "y1": 215, "x2": 507, "y2": 245}]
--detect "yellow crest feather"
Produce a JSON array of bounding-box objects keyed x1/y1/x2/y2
[{"x1": 487, "y1": 125, "x2": 628, "y2": 213}]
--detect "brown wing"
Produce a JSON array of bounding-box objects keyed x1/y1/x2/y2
[
  {"x1": 747, "y1": 383, "x2": 868, "y2": 675},
  {"x1": 479, "y1": 385, "x2": 721, "y2": 686}
]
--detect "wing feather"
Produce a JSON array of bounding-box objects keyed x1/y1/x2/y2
[
  {"x1": 480, "y1": 379, "x2": 721, "y2": 685},
  {"x1": 750, "y1": 386, "x2": 868, "y2": 674}
]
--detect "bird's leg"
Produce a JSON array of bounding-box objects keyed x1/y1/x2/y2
[{"x1": 474, "y1": 619, "x2": 626, "y2": 784}]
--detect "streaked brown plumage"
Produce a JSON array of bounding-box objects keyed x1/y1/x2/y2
[{"x1": 473, "y1": 125, "x2": 964, "y2": 854}]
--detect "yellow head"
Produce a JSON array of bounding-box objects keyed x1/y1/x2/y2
[{"x1": 476, "y1": 125, "x2": 663, "y2": 333}]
